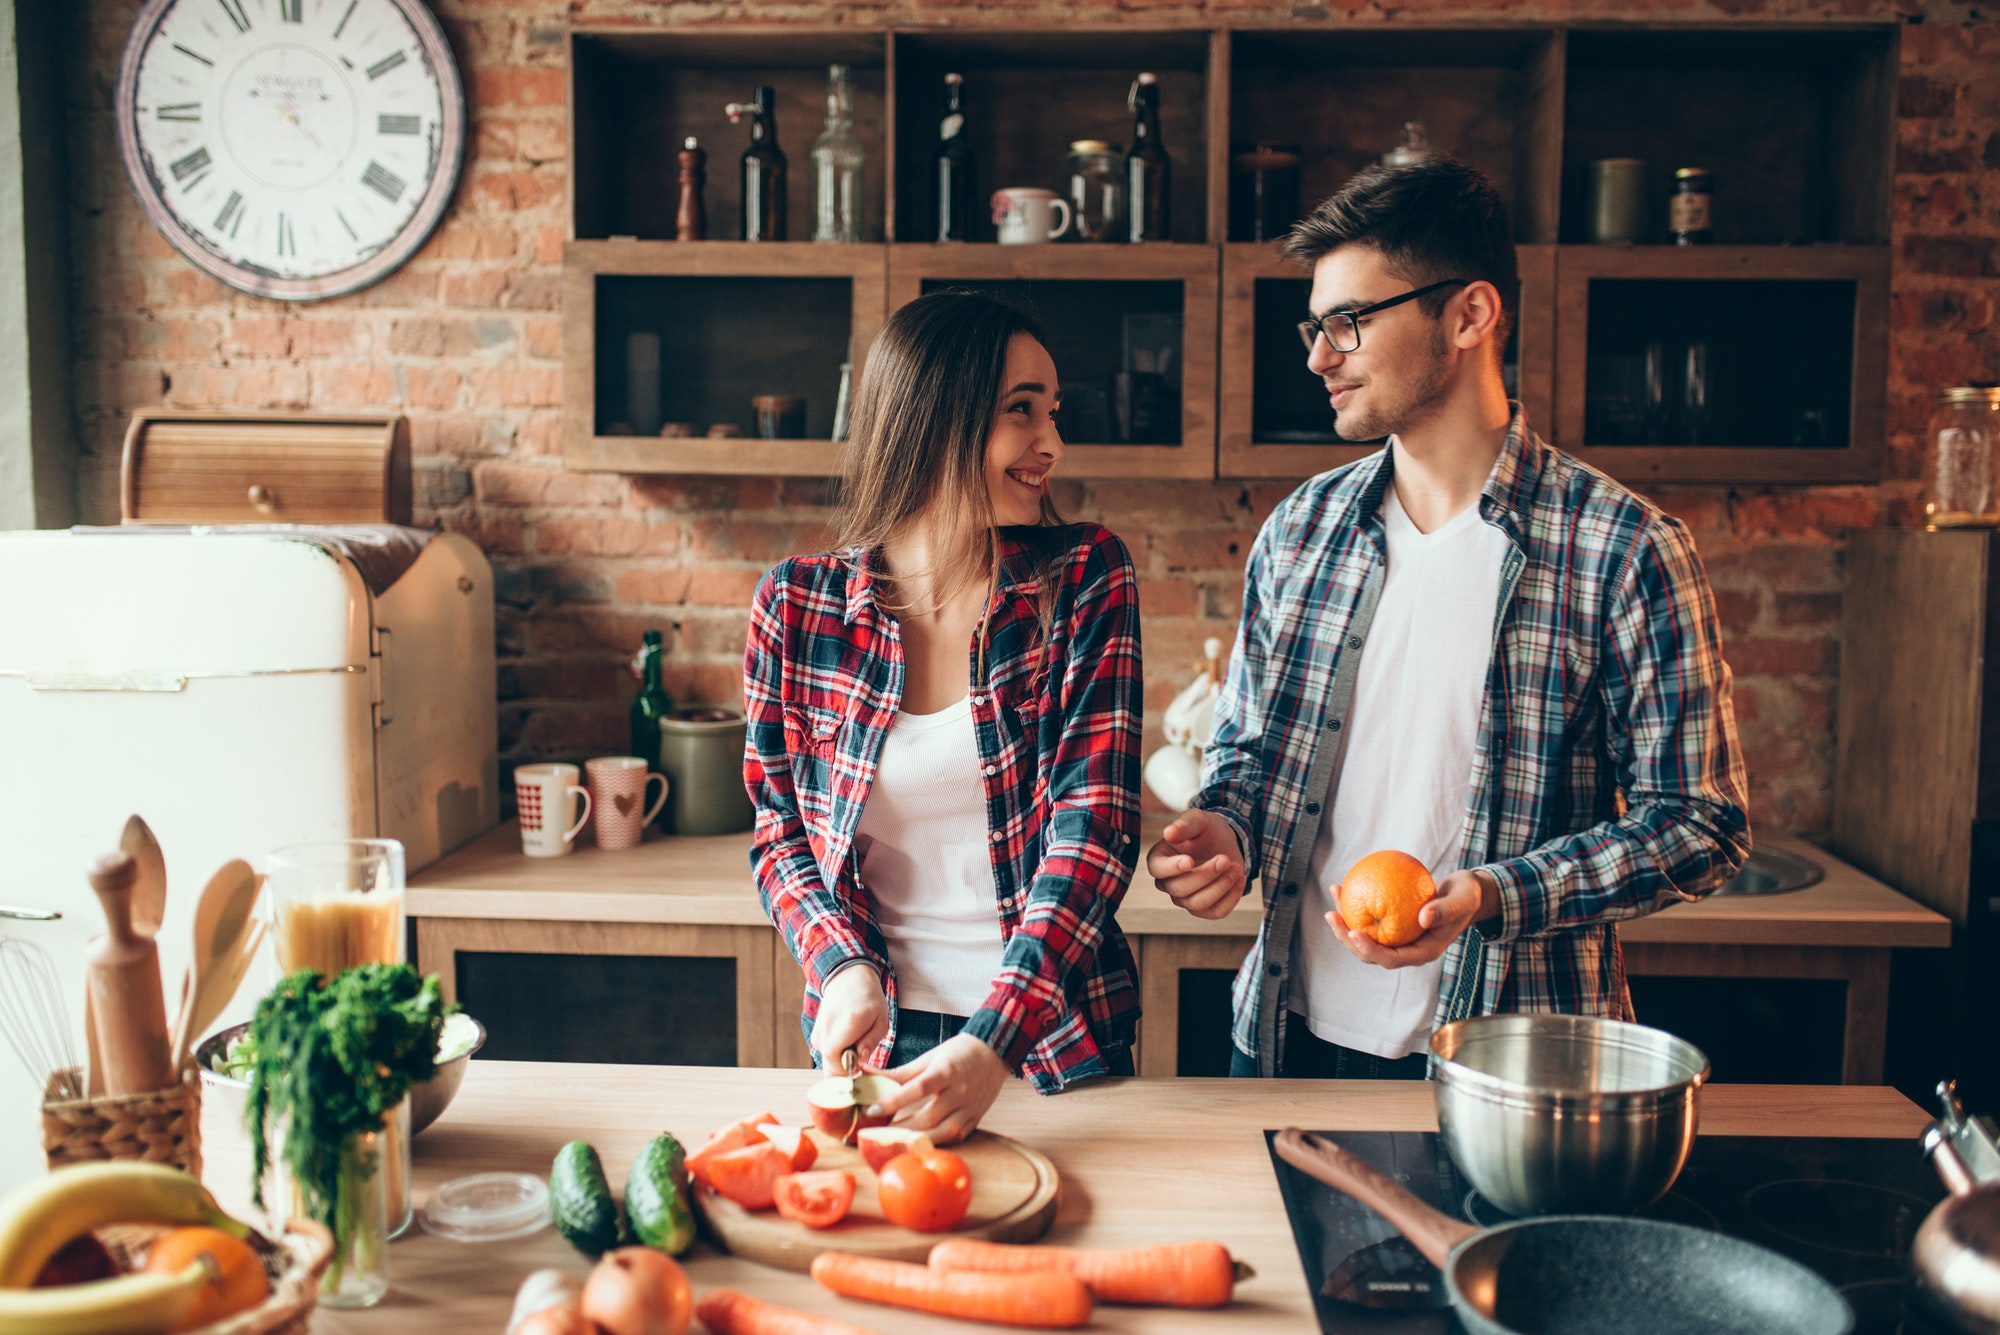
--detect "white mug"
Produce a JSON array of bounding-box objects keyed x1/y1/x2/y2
[
  {"x1": 992, "y1": 187, "x2": 1072, "y2": 245},
  {"x1": 515, "y1": 763, "x2": 592, "y2": 858}
]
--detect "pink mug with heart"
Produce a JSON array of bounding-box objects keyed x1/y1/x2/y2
[{"x1": 585, "y1": 756, "x2": 669, "y2": 850}]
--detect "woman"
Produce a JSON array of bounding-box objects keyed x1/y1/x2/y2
[{"x1": 743, "y1": 290, "x2": 1143, "y2": 1143}]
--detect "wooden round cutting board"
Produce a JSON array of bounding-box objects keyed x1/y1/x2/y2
[{"x1": 695, "y1": 1128, "x2": 1059, "y2": 1273}]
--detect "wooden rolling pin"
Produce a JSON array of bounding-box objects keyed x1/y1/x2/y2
[{"x1": 85, "y1": 852, "x2": 175, "y2": 1096}]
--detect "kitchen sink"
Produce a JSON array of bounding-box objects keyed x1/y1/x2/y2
[{"x1": 1715, "y1": 846, "x2": 1824, "y2": 896}]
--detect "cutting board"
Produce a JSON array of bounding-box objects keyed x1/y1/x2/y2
[{"x1": 696, "y1": 1128, "x2": 1059, "y2": 1273}]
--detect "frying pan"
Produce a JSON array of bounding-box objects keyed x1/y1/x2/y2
[{"x1": 1274, "y1": 1128, "x2": 1854, "y2": 1335}]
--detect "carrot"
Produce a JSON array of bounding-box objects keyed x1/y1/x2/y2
[
  {"x1": 809, "y1": 1252, "x2": 1093, "y2": 1329},
  {"x1": 695, "y1": 1288, "x2": 886, "y2": 1335},
  {"x1": 926, "y1": 1238, "x2": 1253, "y2": 1308}
]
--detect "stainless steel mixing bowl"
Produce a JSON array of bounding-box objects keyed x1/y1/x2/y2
[{"x1": 1430, "y1": 1013, "x2": 1711, "y2": 1217}]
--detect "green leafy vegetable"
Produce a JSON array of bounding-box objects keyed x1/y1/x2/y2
[{"x1": 244, "y1": 965, "x2": 455, "y2": 1250}]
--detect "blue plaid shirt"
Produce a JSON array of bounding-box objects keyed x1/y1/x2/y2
[{"x1": 1196, "y1": 408, "x2": 1751, "y2": 1070}]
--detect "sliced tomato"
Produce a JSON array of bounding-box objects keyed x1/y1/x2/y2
[
  {"x1": 760, "y1": 1124, "x2": 820, "y2": 1172},
  {"x1": 773, "y1": 1170, "x2": 856, "y2": 1229},
  {"x1": 686, "y1": 1114, "x2": 779, "y2": 1188},
  {"x1": 707, "y1": 1142, "x2": 792, "y2": 1211},
  {"x1": 877, "y1": 1149, "x2": 974, "y2": 1232}
]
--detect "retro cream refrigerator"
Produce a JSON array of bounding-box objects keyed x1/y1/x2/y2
[{"x1": 0, "y1": 526, "x2": 497, "y2": 1190}]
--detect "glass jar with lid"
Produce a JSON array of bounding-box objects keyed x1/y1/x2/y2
[
  {"x1": 1925, "y1": 387, "x2": 2000, "y2": 530},
  {"x1": 1067, "y1": 139, "x2": 1126, "y2": 243}
]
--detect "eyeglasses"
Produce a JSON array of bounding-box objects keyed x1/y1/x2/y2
[{"x1": 1296, "y1": 278, "x2": 1472, "y2": 354}]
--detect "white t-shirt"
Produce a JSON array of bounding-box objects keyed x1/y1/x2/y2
[
  {"x1": 1291, "y1": 485, "x2": 1510, "y2": 1059},
  {"x1": 853, "y1": 696, "x2": 1007, "y2": 1016}
]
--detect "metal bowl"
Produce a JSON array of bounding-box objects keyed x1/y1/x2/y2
[
  {"x1": 196, "y1": 1012, "x2": 486, "y2": 1137},
  {"x1": 1430, "y1": 1013, "x2": 1710, "y2": 1217}
]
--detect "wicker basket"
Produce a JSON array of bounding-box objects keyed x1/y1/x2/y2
[
  {"x1": 41, "y1": 1065, "x2": 202, "y2": 1177},
  {"x1": 98, "y1": 1218, "x2": 334, "y2": 1335}
]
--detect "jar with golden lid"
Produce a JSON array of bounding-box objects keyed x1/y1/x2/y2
[{"x1": 1925, "y1": 386, "x2": 2000, "y2": 530}]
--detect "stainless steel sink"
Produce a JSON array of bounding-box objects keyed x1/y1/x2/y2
[{"x1": 1714, "y1": 846, "x2": 1824, "y2": 897}]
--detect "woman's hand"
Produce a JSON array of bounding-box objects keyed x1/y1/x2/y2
[
  {"x1": 809, "y1": 963, "x2": 890, "y2": 1069},
  {"x1": 868, "y1": 1033, "x2": 1008, "y2": 1144}
]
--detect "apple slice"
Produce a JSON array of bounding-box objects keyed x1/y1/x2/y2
[
  {"x1": 806, "y1": 1073, "x2": 900, "y2": 1145},
  {"x1": 761, "y1": 1122, "x2": 820, "y2": 1172},
  {"x1": 857, "y1": 1125, "x2": 936, "y2": 1173}
]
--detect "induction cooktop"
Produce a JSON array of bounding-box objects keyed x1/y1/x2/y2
[{"x1": 1265, "y1": 1130, "x2": 1950, "y2": 1335}]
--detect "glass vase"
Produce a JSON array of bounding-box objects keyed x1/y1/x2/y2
[{"x1": 315, "y1": 1128, "x2": 391, "y2": 1309}]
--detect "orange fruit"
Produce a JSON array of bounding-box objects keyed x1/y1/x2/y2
[
  {"x1": 1337, "y1": 850, "x2": 1437, "y2": 947},
  {"x1": 144, "y1": 1226, "x2": 269, "y2": 1331}
]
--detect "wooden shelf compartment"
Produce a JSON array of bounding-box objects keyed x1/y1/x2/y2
[
  {"x1": 569, "y1": 28, "x2": 891, "y2": 244},
  {"x1": 1559, "y1": 25, "x2": 1896, "y2": 246},
  {"x1": 1554, "y1": 244, "x2": 1889, "y2": 483},
  {"x1": 562, "y1": 240, "x2": 886, "y2": 476},
  {"x1": 888, "y1": 243, "x2": 1219, "y2": 479},
  {"x1": 1227, "y1": 26, "x2": 1565, "y2": 247},
  {"x1": 1219, "y1": 242, "x2": 1557, "y2": 478},
  {"x1": 890, "y1": 29, "x2": 1221, "y2": 245}
]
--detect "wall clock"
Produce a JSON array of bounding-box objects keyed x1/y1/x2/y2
[{"x1": 115, "y1": 0, "x2": 465, "y2": 301}]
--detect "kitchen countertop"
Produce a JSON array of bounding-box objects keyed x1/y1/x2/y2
[
  {"x1": 196, "y1": 1063, "x2": 1931, "y2": 1334},
  {"x1": 409, "y1": 823, "x2": 1951, "y2": 949}
]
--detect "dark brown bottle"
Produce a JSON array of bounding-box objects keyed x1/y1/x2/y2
[
  {"x1": 676, "y1": 136, "x2": 707, "y2": 241},
  {"x1": 1126, "y1": 72, "x2": 1170, "y2": 243},
  {"x1": 933, "y1": 73, "x2": 975, "y2": 242},
  {"x1": 726, "y1": 87, "x2": 786, "y2": 242}
]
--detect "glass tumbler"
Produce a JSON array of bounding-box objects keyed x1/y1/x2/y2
[
  {"x1": 264, "y1": 839, "x2": 414, "y2": 1246},
  {"x1": 1067, "y1": 139, "x2": 1126, "y2": 243}
]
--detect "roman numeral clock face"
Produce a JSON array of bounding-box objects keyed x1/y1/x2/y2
[{"x1": 116, "y1": 0, "x2": 464, "y2": 300}]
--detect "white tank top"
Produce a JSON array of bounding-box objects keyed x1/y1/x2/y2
[{"x1": 853, "y1": 696, "x2": 1006, "y2": 1016}]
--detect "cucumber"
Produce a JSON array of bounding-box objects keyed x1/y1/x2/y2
[
  {"x1": 550, "y1": 1140, "x2": 626, "y2": 1256},
  {"x1": 625, "y1": 1134, "x2": 696, "y2": 1255}
]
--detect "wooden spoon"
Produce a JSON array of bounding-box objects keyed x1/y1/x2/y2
[
  {"x1": 169, "y1": 860, "x2": 258, "y2": 1069},
  {"x1": 176, "y1": 919, "x2": 266, "y2": 1071},
  {"x1": 118, "y1": 815, "x2": 167, "y2": 940}
]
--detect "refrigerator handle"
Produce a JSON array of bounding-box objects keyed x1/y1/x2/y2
[{"x1": 372, "y1": 627, "x2": 393, "y2": 728}]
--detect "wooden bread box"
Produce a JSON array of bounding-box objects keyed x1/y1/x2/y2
[{"x1": 120, "y1": 411, "x2": 412, "y2": 525}]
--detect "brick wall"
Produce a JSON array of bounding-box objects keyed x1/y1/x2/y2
[{"x1": 62, "y1": 0, "x2": 2000, "y2": 835}]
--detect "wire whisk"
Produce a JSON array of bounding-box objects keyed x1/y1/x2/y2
[{"x1": 0, "y1": 934, "x2": 81, "y2": 1102}]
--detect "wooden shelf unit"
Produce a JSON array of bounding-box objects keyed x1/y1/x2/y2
[{"x1": 563, "y1": 22, "x2": 1895, "y2": 484}]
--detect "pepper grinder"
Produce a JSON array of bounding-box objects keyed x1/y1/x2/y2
[
  {"x1": 676, "y1": 135, "x2": 707, "y2": 242},
  {"x1": 84, "y1": 852, "x2": 174, "y2": 1096}
]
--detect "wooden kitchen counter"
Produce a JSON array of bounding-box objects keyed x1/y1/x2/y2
[
  {"x1": 410, "y1": 824, "x2": 1948, "y2": 1082},
  {"x1": 197, "y1": 1062, "x2": 1931, "y2": 1335}
]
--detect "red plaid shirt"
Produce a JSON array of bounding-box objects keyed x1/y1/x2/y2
[{"x1": 743, "y1": 523, "x2": 1144, "y2": 1093}]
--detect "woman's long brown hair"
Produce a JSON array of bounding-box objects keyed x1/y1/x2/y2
[{"x1": 836, "y1": 290, "x2": 1065, "y2": 628}]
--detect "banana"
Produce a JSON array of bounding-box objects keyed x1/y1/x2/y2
[
  {"x1": 0, "y1": 1163, "x2": 246, "y2": 1289},
  {"x1": 0, "y1": 1259, "x2": 208, "y2": 1335}
]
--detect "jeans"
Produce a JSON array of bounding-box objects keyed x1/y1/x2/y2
[
  {"x1": 1228, "y1": 1017, "x2": 1430, "y2": 1080},
  {"x1": 883, "y1": 1008, "x2": 1136, "y2": 1078}
]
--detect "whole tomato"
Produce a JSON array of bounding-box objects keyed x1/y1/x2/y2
[{"x1": 876, "y1": 1149, "x2": 974, "y2": 1233}]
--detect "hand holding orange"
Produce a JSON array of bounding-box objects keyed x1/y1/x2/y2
[{"x1": 1335, "y1": 851, "x2": 1437, "y2": 947}]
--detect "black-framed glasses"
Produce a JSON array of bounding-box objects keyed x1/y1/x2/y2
[{"x1": 1297, "y1": 278, "x2": 1472, "y2": 354}]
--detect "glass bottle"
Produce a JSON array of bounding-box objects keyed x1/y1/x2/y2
[
  {"x1": 1925, "y1": 387, "x2": 2000, "y2": 529},
  {"x1": 811, "y1": 65, "x2": 865, "y2": 244},
  {"x1": 1125, "y1": 72, "x2": 1170, "y2": 243},
  {"x1": 1067, "y1": 139, "x2": 1126, "y2": 243},
  {"x1": 933, "y1": 72, "x2": 975, "y2": 242},
  {"x1": 725, "y1": 87, "x2": 785, "y2": 242},
  {"x1": 630, "y1": 629, "x2": 674, "y2": 775},
  {"x1": 1381, "y1": 120, "x2": 1435, "y2": 169},
  {"x1": 1671, "y1": 168, "x2": 1714, "y2": 245}
]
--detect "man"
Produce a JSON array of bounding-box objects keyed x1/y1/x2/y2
[{"x1": 1147, "y1": 158, "x2": 1749, "y2": 1078}]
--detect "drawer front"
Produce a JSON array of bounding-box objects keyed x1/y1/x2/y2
[{"x1": 123, "y1": 417, "x2": 411, "y2": 524}]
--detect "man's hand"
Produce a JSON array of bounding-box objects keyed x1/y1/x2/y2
[
  {"x1": 1146, "y1": 809, "x2": 1249, "y2": 920},
  {"x1": 808, "y1": 963, "x2": 890, "y2": 1068},
  {"x1": 1327, "y1": 868, "x2": 1501, "y2": 968},
  {"x1": 868, "y1": 1033, "x2": 1008, "y2": 1145}
]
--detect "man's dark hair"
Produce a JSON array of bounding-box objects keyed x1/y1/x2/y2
[{"x1": 1281, "y1": 157, "x2": 1519, "y2": 352}]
